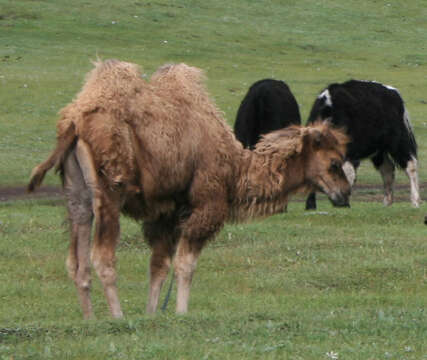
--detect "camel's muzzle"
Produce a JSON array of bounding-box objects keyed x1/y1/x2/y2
[{"x1": 329, "y1": 192, "x2": 351, "y2": 208}]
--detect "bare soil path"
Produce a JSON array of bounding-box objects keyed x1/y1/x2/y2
[
  {"x1": 0, "y1": 183, "x2": 426, "y2": 203},
  {"x1": 0, "y1": 186, "x2": 62, "y2": 202}
]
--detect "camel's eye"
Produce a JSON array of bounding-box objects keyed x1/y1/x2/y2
[{"x1": 330, "y1": 159, "x2": 342, "y2": 172}]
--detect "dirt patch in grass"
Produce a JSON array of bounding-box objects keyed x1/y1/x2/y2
[
  {"x1": 1, "y1": 183, "x2": 426, "y2": 203},
  {"x1": 0, "y1": 186, "x2": 62, "y2": 202}
]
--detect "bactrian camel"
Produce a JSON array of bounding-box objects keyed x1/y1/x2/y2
[{"x1": 28, "y1": 60, "x2": 351, "y2": 319}]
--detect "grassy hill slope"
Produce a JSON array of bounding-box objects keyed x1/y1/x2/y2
[{"x1": 1, "y1": 0, "x2": 426, "y2": 186}]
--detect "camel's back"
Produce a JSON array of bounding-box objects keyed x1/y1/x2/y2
[{"x1": 57, "y1": 60, "x2": 240, "y2": 198}]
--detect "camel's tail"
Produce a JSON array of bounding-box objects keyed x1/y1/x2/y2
[{"x1": 28, "y1": 122, "x2": 77, "y2": 192}]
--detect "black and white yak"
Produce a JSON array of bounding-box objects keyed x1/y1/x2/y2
[
  {"x1": 234, "y1": 79, "x2": 301, "y2": 149},
  {"x1": 305, "y1": 79, "x2": 420, "y2": 209}
]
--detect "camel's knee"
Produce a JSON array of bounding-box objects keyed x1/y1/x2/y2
[
  {"x1": 174, "y1": 263, "x2": 193, "y2": 282},
  {"x1": 91, "y1": 253, "x2": 117, "y2": 286},
  {"x1": 95, "y1": 265, "x2": 117, "y2": 287},
  {"x1": 150, "y1": 255, "x2": 171, "y2": 279},
  {"x1": 174, "y1": 250, "x2": 199, "y2": 282},
  {"x1": 75, "y1": 269, "x2": 91, "y2": 291},
  {"x1": 66, "y1": 255, "x2": 78, "y2": 281}
]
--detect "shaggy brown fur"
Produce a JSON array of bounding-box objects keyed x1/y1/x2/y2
[{"x1": 28, "y1": 59, "x2": 351, "y2": 318}]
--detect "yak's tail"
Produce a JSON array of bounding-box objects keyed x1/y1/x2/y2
[{"x1": 28, "y1": 122, "x2": 77, "y2": 192}]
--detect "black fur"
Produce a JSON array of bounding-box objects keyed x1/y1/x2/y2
[
  {"x1": 305, "y1": 80, "x2": 417, "y2": 210},
  {"x1": 234, "y1": 79, "x2": 301, "y2": 149}
]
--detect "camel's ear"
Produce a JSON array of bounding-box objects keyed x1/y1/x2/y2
[
  {"x1": 312, "y1": 130, "x2": 325, "y2": 149},
  {"x1": 304, "y1": 128, "x2": 325, "y2": 150}
]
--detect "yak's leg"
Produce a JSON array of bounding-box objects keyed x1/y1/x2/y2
[
  {"x1": 174, "y1": 192, "x2": 228, "y2": 314},
  {"x1": 63, "y1": 150, "x2": 94, "y2": 319},
  {"x1": 380, "y1": 156, "x2": 395, "y2": 206},
  {"x1": 372, "y1": 153, "x2": 395, "y2": 206},
  {"x1": 390, "y1": 134, "x2": 420, "y2": 207},
  {"x1": 404, "y1": 156, "x2": 420, "y2": 208},
  {"x1": 75, "y1": 140, "x2": 123, "y2": 318},
  {"x1": 305, "y1": 192, "x2": 317, "y2": 210},
  {"x1": 144, "y1": 219, "x2": 177, "y2": 314}
]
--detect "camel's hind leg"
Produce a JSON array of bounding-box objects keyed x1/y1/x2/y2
[
  {"x1": 63, "y1": 148, "x2": 94, "y2": 319},
  {"x1": 75, "y1": 140, "x2": 123, "y2": 318},
  {"x1": 90, "y1": 201, "x2": 122, "y2": 318}
]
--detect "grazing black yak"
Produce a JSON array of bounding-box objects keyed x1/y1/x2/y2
[
  {"x1": 305, "y1": 80, "x2": 420, "y2": 209},
  {"x1": 234, "y1": 79, "x2": 301, "y2": 149}
]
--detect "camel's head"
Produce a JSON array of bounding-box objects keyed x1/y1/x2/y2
[{"x1": 302, "y1": 123, "x2": 351, "y2": 207}]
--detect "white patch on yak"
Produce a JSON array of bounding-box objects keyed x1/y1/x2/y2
[
  {"x1": 384, "y1": 84, "x2": 398, "y2": 92},
  {"x1": 403, "y1": 107, "x2": 414, "y2": 133},
  {"x1": 360, "y1": 79, "x2": 400, "y2": 94},
  {"x1": 318, "y1": 89, "x2": 332, "y2": 106},
  {"x1": 342, "y1": 161, "x2": 356, "y2": 186}
]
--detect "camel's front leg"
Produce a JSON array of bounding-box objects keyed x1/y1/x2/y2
[
  {"x1": 144, "y1": 217, "x2": 179, "y2": 314},
  {"x1": 174, "y1": 196, "x2": 228, "y2": 314},
  {"x1": 174, "y1": 237, "x2": 202, "y2": 314},
  {"x1": 146, "y1": 239, "x2": 174, "y2": 313}
]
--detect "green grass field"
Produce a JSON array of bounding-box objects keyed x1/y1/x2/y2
[
  {"x1": 0, "y1": 199, "x2": 426, "y2": 359},
  {"x1": 0, "y1": 0, "x2": 426, "y2": 359}
]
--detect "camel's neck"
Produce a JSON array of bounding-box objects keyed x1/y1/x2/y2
[{"x1": 230, "y1": 149, "x2": 306, "y2": 222}]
